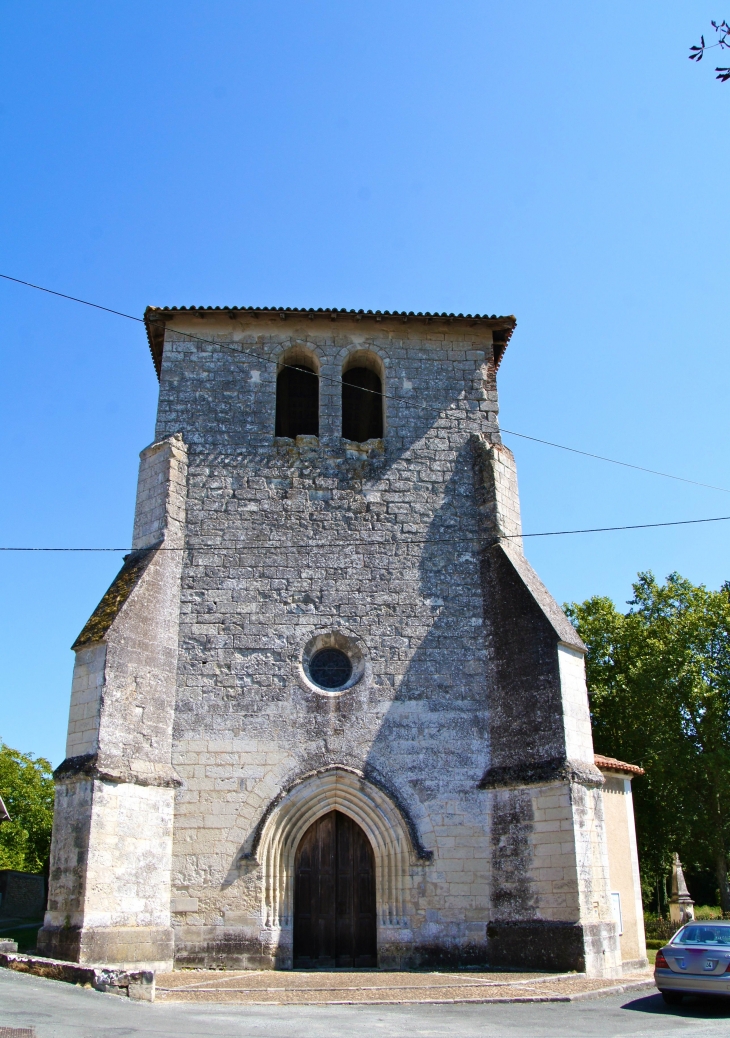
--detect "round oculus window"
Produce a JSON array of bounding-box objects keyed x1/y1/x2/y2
[{"x1": 308, "y1": 648, "x2": 353, "y2": 690}]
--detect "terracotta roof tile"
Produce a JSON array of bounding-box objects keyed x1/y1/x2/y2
[
  {"x1": 143, "y1": 305, "x2": 516, "y2": 379},
  {"x1": 594, "y1": 753, "x2": 645, "y2": 776}
]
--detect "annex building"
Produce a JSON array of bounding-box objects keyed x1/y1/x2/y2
[{"x1": 39, "y1": 306, "x2": 647, "y2": 977}]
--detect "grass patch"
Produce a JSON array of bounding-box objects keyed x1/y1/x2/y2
[{"x1": 695, "y1": 905, "x2": 723, "y2": 920}]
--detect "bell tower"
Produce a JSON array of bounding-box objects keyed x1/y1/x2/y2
[{"x1": 40, "y1": 305, "x2": 621, "y2": 977}]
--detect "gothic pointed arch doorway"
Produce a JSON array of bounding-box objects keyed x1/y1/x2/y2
[{"x1": 293, "y1": 810, "x2": 377, "y2": 968}]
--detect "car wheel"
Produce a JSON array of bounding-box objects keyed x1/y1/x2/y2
[{"x1": 661, "y1": 991, "x2": 683, "y2": 1006}]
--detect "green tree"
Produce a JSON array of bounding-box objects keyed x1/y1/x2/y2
[
  {"x1": 0, "y1": 743, "x2": 55, "y2": 874},
  {"x1": 567, "y1": 573, "x2": 730, "y2": 915}
]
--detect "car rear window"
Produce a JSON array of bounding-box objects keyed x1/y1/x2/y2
[{"x1": 673, "y1": 924, "x2": 730, "y2": 946}]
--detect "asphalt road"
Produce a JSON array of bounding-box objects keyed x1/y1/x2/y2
[{"x1": 1, "y1": 969, "x2": 730, "y2": 1038}]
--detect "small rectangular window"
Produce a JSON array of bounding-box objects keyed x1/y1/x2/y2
[{"x1": 611, "y1": 891, "x2": 623, "y2": 935}]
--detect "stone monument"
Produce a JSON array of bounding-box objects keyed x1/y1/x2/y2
[{"x1": 669, "y1": 853, "x2": 695, "y2": 925}]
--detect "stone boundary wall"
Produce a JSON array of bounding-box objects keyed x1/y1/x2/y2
[
  {"x1": 0, "y1": 952, "x2": 155, "y2": 1000},
  {"x1": 0, "y1": 871, "x2": 46, "y2": 920}
]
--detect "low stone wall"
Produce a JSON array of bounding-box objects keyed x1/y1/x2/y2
[
  {"x1": 0, "y1": 952, "x2": 155, "y2": 1001},
  {"x1": 0, "y1": 870, "x2": 46, "y2": 919}
]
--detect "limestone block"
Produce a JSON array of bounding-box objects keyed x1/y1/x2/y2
[{"x1": 171, "y1": 897, "x2": 199, "y2": 913}]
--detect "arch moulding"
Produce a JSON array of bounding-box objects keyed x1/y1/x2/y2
[{"x1": 250, "y1": 766, "x2": 429, "y2": 930}]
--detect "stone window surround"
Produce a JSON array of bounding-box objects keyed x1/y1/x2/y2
[{"x1": 274, "y1": 340, "x2": 388, "y2": 441}]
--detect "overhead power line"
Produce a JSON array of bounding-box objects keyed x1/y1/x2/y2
[
  {"x1": 2, "y1": 512, "x2": 730, "y2": 552},
  {"x1": 2, "y1": 272, "x2": 729, "y2": 495},
  {"x1": 498, "y1": 429, "x2": 730, "y2": 496},
  {"x1": 0, "y1": 273, "x2": 145, "y2": 323},
  {"x1": 519, "y1": 514, "x2": 730, "y2": 537}
]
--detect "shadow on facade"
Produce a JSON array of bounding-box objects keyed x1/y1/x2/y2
[{"x1": 361, "y1": 440, "x2": 493, "y2": 967}]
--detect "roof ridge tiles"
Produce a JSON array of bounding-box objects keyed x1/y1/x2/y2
[
  {"x1": 594, "y1": 753, "x2": 645, "y2": 776},
  {"x1": 145, "y1": 304, "x2": 515, "y2": 320},
  {"x1": 142, "y1": 304, "x2": 516, "y2": 378}
]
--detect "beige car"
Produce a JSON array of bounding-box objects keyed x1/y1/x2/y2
[{"x1": 655, "y1": 922, "x2": 730, "y2": 1004}]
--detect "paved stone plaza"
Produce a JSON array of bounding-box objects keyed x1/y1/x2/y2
[{"x1": 153, "y1": 965, "x2": 655, "y2": 1004}]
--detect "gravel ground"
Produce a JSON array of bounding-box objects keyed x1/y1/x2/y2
[{"x1": 155, "y1": 967, "x2": 656, "y2": 1005}]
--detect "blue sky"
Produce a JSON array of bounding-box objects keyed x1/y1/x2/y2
[{"x1": 1, "y1": 1, "x2": 728, "y2": 765}]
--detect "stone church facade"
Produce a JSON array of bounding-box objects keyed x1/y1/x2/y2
[{"x1": 39, "y1": 307, "x2": 633, "y2": 977}]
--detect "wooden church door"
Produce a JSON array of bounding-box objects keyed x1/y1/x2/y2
[{"x1": 293, "y1": 810, "x2": 377, "y2": 968}]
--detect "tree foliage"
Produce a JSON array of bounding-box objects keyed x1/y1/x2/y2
[
  {"x1": 0, "y1": 743, "x2": 55, "y2": 874},
  {"x1": 567, "y1": 573, "x2": 730, "y2": 914},
  {"x1": 689, "y1": 20, "x2": 730, "y2": 82}
]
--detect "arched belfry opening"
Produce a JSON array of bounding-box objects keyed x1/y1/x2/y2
[
  {"x1": 293, "y1": 810, "x2": 377, "y2": 968},
  {"x1": 275, "y1": 347, "x2": 319, "y2": 439},
  {"x1": 342, "y1": 352, "x2": 383, "y2": 442}
]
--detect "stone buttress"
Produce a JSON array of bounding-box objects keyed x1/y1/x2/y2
[
  {"x1": 474, "y1": 438, "x2": 620, "y2": 976},
  {"x1": 38, "y1": 435, "x2": 188, "y2": 971},
  {"x1": 42, "y1": 307, "x2": 621, "y2": 977}
]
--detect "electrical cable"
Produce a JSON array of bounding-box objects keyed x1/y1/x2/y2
[
  {"x1": 2, "y1": 272, "x2": 729, "y2": 495},
  {"x1": 0, "y1": 273, "x2": 145, "y2": 323},
  {"x1": 497, "y1": 429, "x2": 730, "y2": 496},
  {"x1": 160, "y1": 324, "x2": 730, "y2": 496},
  {"x1": 2, "y1": 512, "x2": 730, "y2": 551}
]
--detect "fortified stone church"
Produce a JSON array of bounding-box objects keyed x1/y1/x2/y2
[{"x1": 39, "y1": 307, "x2": 647, "y2": 976}]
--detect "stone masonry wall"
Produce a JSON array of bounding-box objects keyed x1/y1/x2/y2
[
  {"x1": 557, "y1": 645, "x2": 596, "y2": 763},
  {"x1": 155, "y1": 315, "x2": 502, "y2": 967},
  {"x1": 472, "y1": 439, "x2": 523, "y2": 553},
  {"x1": 65, "y1": 644, "x2": 106, "y2": 760}
]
